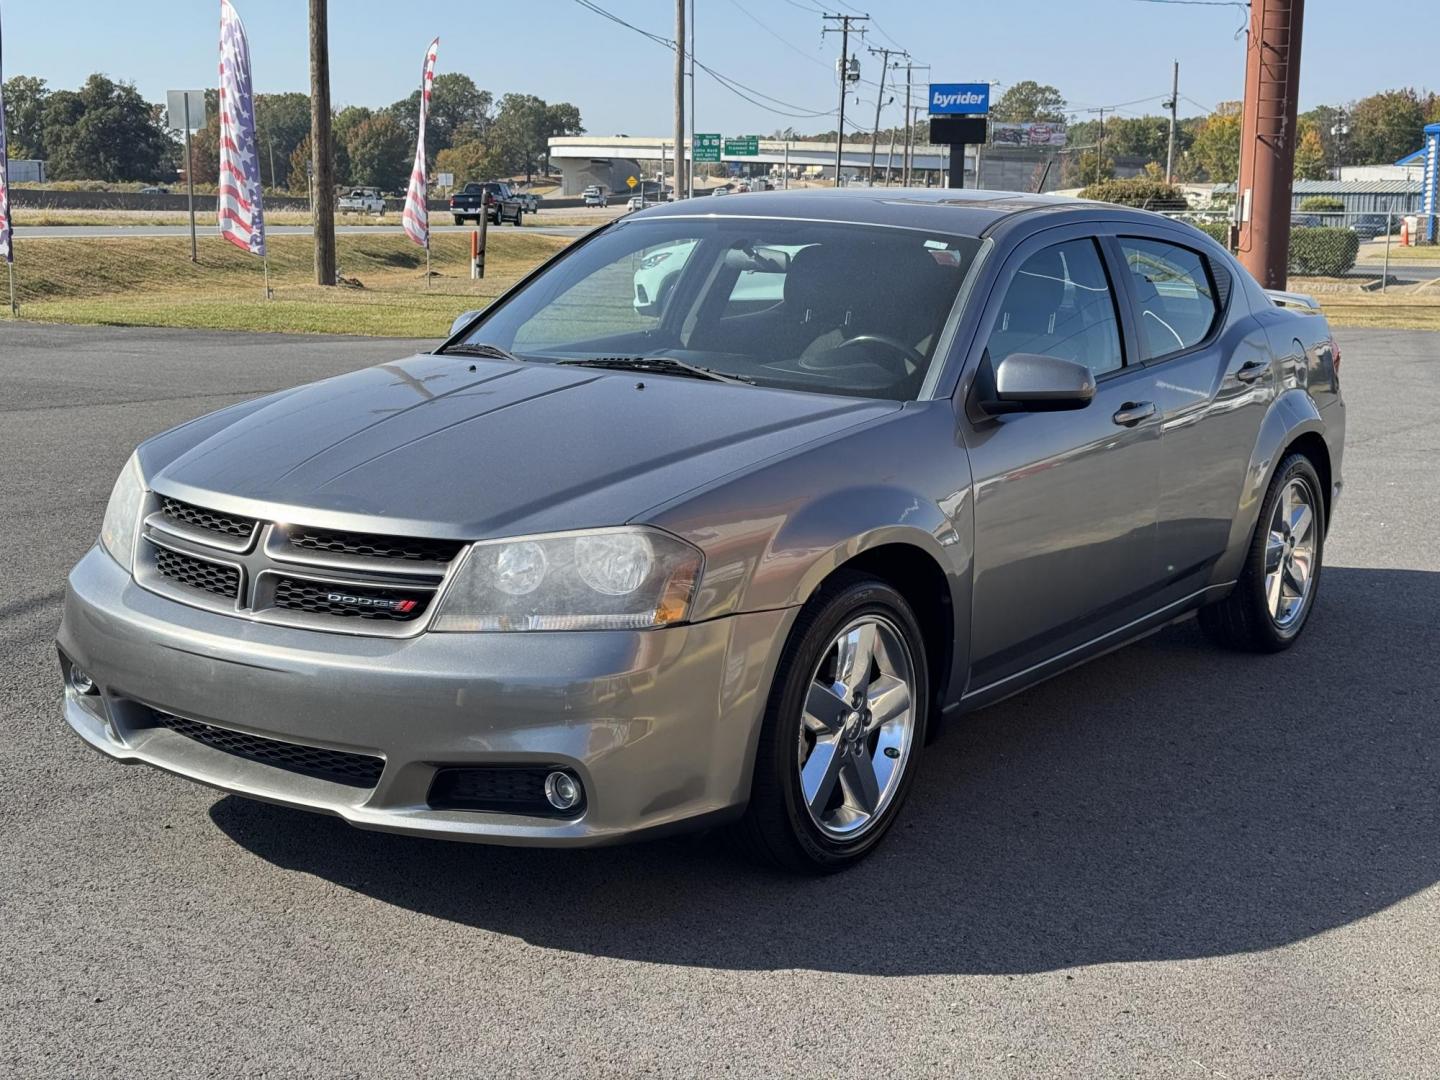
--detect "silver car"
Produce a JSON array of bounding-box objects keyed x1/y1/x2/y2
[{"x1": 59, "y1": 189, "x2": 1345, "y2": 872}]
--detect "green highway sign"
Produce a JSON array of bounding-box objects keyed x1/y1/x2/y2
[
  {"x1": 723, "y1": 135, "x2": 759, "y2": 156},
  {"x1": 694, "y1": 133, "x2": 722, "y2": 163}
]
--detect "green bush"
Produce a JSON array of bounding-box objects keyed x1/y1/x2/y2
[
  {"x1": 1077, "y1": 178, "x2": 1187, "y2": 210},
  {"x1": 1298, "y1": 195, "x2": 1345, "y2": 212},
  {"x1": 1196, "y1": 221, "x2": 1232, "y2": 248},
  {"x1": 1289, "y1": 226, "x2": 1360, "y2": 277}
]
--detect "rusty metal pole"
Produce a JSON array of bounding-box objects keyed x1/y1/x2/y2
[{"x1": 1236, "y1": 0, "x2": 1305, "y2": 289}]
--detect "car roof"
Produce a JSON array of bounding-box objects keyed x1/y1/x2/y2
[{"x1": 626, "y1": 185, "x2": 1147, "y2": 237}]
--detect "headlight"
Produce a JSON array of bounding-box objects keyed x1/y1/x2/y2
[
  {"x1": 432, "y1": 527, "x2": 702, "y2": 632},
  {"x1": 99, "y1": 452, "x2": 147, "y2": 572}
]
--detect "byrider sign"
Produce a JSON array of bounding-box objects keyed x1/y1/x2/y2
[{"x1": 928, "y1": 83, "x2": 990, "y2": 116}]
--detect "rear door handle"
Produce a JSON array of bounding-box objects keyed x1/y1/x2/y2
[
  {"x1": 1235, "y1": 360, "x2": 1269, "y2": 383},
  {"x1": 1112, "y1": 401, "x2": 1156, "y2": 427}
]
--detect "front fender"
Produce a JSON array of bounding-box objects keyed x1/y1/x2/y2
[{"x1": 1212, "y1": 387, "x2": 1324, "y2": 584}]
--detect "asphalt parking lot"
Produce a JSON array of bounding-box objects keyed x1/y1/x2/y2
[{"x1": 1, "y1": 322, "x2": 1436, "y2": 1078}]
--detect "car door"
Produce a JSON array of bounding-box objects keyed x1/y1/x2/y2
[
  {"x1": 962, "y1": 227, "x2": 1166, "y2": 691},
  {"x1": 1109, "y1": 231, "x2": 1273, "y2": 605}
]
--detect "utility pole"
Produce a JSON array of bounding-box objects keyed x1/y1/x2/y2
[
  {"x1": 673, "y1": 0, "x2": 686, "y2": 199},
  {"x1": 1164, "y1": 60, "x2": 1180, "y2": 183},
  {"x1": 902, "y1": 63, "x2": 913, "y2": 186},
  {"x1": 822, "y1": 13, "x2": 867, "y2": 186},
  {"x1": 1237, "y1": 0, "x2": 1306, "y2": 288},
  {"x1": 1086, "y1": 106, "x2": 1109, "y2": 185},
  {"x1": 867, "y1": 47, "x2": 904, "y2": 185},
  {"x1": 688, "y1": 0, "x2": 696, "y2": 198},
  {"x1": 308, "y1": 0, "x2": 336, "y2": 286}
]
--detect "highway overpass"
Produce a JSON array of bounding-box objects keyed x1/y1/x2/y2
[{"x1": 547, "y1": 135, "x2": 972, "y2": 195}]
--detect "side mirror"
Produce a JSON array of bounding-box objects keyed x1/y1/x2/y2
[
  {"x1": 449, "y1": 310, "x2": 483, "y2": 339},
  {"x1": 985, "y1": 352, "x2": 1096, "y2": 413}
]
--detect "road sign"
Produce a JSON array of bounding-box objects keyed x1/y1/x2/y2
[
  {"x1": 166, "y1": 90, "x2": 208, "y2": 131},
  {"x1": 928, "y1": 83, "x2": 990, "y2": 116},
  {"x1": 694, "y1": 133, "x2": 722, "y2": 163},
  {"x1": 436, "y1": 172, "x2": 455, "y2": 188},
  {"x1": 724, "y1": 136, "x2": 759, "y2": 156},
  {"x1": 626, "y1": 175, "x2": 639, "y2": 189}
]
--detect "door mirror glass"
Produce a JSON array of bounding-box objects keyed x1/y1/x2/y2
[{"x1": 989, "y1": 351, "x2": 1097, "y2": 412}]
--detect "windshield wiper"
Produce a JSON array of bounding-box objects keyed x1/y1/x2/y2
[
  {"x1": 441, "y1": 342, "x2": 526, "y2": 364},
  {"x1": 554, "y1": 356, "x2": 755, "y2": 386}
]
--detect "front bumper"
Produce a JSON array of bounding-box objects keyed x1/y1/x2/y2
[{"x1": 58, "y1": 546, "x2": 793, "y2": 846}]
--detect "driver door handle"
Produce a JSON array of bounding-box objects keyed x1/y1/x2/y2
[
  {"x1": 1112, "y1": 401, "x2": 1156, "y2": 427},
  {"x1": 1235, "y1": 360, "x2": 1269, "y2": 383}
]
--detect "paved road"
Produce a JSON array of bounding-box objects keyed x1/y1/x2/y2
[
  {"x1": 16, "y1": 222, "x2": 597, "y2": 240},
  {"x1": 1, "y1": 323, "x2": 1437, "y2": 1078}
]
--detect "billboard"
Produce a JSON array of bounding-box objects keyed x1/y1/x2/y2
[
  {"x1": 928, "y1": 83, "x2": 990, "y2": 116},
  {"x1": 991, "y1": 122, "x2": 1068, "y2": 148}
]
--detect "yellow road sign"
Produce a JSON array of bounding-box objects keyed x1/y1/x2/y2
[{"x1": 626, "y1": 175, "x2": 639, "y2": 189}]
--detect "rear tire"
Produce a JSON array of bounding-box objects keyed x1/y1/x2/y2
[
  {"x1": 733, "y1": 571, "x2": 929, "y2": 874},
  {"x1": 452, "y1": 215, "x2": 463, "y2": 225},
  {"x1": 1200, "y1": 452, "x2": 1325, "y2": 652}
]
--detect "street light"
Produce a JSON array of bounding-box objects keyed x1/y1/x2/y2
[{"x1": 1329, "y1": 117, "x2": 1350, "y2": 181}]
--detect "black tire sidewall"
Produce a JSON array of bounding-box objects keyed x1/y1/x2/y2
[{"x1": 754, "y1": 576, "x2": 929, "y2": 870}]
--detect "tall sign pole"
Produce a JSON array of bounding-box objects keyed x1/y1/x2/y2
[
  {"x1": 673, "y1": 0, "x2": 686, "y2": 199},
  {"x1": 0, "y1": 6, "x2": 18, "y2": 315},
  {"x1": 309, "y1": 0, "x2": 337, "y2": 285},
  {"x1": 1237, "y1": 0, "x2": 1305, "y2": 288},
  {"x1": 184, "y1": 96, "x2": 198, "y2": 262}
]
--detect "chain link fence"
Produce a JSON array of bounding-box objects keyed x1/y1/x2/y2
[{"x1": 1159, "y1": 210, "x2": 1440, "y2": 290}]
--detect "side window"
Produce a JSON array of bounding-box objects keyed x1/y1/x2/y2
[
  {"x1": 1120, "y1": 238, "x2": 1220, "y2": 360},
  {"x1": 986, "y1": 239, "x2": 1123, "y2": 377}
]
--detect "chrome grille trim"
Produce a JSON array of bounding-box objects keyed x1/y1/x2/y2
[{"x1": 134, "y1": 492, "x2": 463, "y2": 638}]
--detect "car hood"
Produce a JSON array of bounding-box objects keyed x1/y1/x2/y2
[{"x1": 148, "y1": 353, "x2": 898, "y2": 538}]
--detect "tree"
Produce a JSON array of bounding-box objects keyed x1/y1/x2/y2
[
  {"x1": 253, "y1": 92, "x2": 312, "y2": 189},
  {"x1": 2, "y1": 75, "x2": 51, "y2": 159},
  {"x1": 1102, "y1": 115, "x2": 1174, "y2": 164},
  {"x1": 1299, "y1": 104, "x2": 1348, "y2": 170},
  {"x1": 343, "y1": 112, "x2": 411, "y2": 191},
  {"x1": 288, "y1": 132, "x2": 349, "y2": 193},
  {"x1": 434, "y1": 140, "x2": 508, "y2": 184},
  {"x1": 992, "y1": 81, "x2": 1066, "y2": 124},
  {"x1": 387, "y1": 73, "x2": 492, "y2": 162},
  {"x1": 41, "y1": 74, "x2": 174, "y2": 181},
  {"x1": 1293, "y1": 122, "x2": 1329, "y2": 180},
  {"x1": 1190, "y1": 101, "x2": 1242, "y2": 183},
  {"x1": 543, "y1": 101, "x2": 584, "y2": 174},
  {"x1": 1349, "y1": 88, "x2": 1427, "y2": 165},
  {"x1": 491, "y1": 92, "x2": 550, "y2": 180}
]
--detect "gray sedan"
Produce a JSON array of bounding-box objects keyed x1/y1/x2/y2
[{"x1": 59, "y1": 189, "x2": 1344, "y2": 872}]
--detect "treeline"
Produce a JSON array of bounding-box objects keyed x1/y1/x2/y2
[
  {"x1": 1, "y1": 72, "x2": 584, "y2": 190},
  {"x1": 779, "y1": 80, "x2": 1440, "y2": 186}
]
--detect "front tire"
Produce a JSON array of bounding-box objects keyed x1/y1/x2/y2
[
  {"x1": 734, "y1": 572, "x2": 929, "y2": 873},
  {"x1": 1200, "y1": 452, "x2": 1325, "y2": 652}
]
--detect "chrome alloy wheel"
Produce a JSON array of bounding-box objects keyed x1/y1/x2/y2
[
  {"x1": 797, "y1": 615, "x2": 917, "y2": 840},
  {"x1": 1266, "y1": 477, "x2": 1319, "y2": 629}
]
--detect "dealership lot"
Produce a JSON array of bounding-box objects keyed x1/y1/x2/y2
[{"x1": 1, "y1": 322, "x2": 1436, "y2": 1077}]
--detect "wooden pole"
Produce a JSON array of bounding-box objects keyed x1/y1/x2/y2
[
  {"x1": 309, "y1": 0, "x2": 337, "y2": 285},
  {"x1": 673, "y1": 0, "x2": 686, "y2": 200}
]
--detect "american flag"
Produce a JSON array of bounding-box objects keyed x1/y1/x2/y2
[
  {"x1": 0, "y1": 19, "x2": 13, "y2": 266},
  {"x1": 402, "y1": 38, "x2": 441, "y2": 249},
  {"x1": 217, "y1": 0, "x2": 265, "y2": 256}
]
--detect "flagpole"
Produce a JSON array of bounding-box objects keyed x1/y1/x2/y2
[
  {"x1": 7, "y1": 262, "x2": 15, "y2": 318},
  {"x1": 263, "y1": 255, "x2": 272, "y2": 300}
]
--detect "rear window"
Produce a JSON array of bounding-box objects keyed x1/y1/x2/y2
[{"x1": 1120, "y1": 238, "x2": 1221, "y2": 360}]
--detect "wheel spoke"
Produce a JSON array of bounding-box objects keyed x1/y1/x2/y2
[
  {"x1": 840, "y1": 747, "x2": 881, "y2": 815},
  {"x1": 1284, "y1": 552, "x2": 1310, "y2": 595},
  {"x1": 800, "y1": 738, "x2": 845, "y2": 816},
  {"x1": 1265, "y1": 566, "x2": 1284, "y2": 617},
  {"x1": 804, "y1": 683, "x2": 849, "y2": 734},
  {"x1": 1265, "y1": 533, "x2": 1286, "y2": 574},
  {"x1": 1289, "y1": 503, "x2": 1313, "y2": 545},
  {"x1": 865, "y1": 674, "x2": 911, "y2": 730},
  {"x1": 835, "y1": 623, "x2": 877, "y2": 698}
]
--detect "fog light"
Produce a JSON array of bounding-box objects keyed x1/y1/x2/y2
[
  {"x1": 544, "y1": 770, "x2": 583, "y2": 812},
  {"x1": 68, "y1": 666, "x2": 97, "y2": 696}
]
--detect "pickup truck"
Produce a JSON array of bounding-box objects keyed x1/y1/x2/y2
[
  {"x1": 449, "y1": 182, "x2": 525, "y2": 226},
  {"x1": 338, "y1": 188, "x2": 385, "y2": 214}
]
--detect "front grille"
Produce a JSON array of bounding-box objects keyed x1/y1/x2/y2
[
  {"x1": 154, "y1": 546, "x2": 241, "y2": 600},
  {"x1": 272, "y1": 577, "x2": 430, "y2": 621},
  {"x1": 161, "y1": 496, "x2": 256, "y2": 540},
  {"x1": 429, "y1": 767, "x2": 583, "y2": 818},
  {"x1": 287, "y1": 526, "x2": 464, "y2": 564},
  {"x1": 151, "y1": 712, "x2": 383, "y2": 788}
]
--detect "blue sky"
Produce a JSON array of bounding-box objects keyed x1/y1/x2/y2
[{"x1": 2, "y1": 0, "x2": 1436, "y2": 135}]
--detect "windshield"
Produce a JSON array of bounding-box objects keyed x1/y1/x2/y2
[{"x1": 455, "y1": 217, "x2": 983, "y2": 401}]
